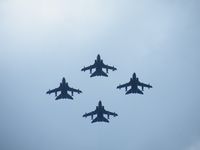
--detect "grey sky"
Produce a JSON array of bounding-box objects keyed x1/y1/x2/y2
[{"x1": 0, "y1": 0, "x2": 200, "y2": 150}]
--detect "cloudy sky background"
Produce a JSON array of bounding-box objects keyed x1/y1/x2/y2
[{"x1": 0, "y1": 0, "x2": 200, "y2": 150}]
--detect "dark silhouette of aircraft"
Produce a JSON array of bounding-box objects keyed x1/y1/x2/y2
[
  {"x1": 81, "y1": 54, "x2": 117, "y2": 77},
  {"x1": 46, "y1": 77, "x2": 82, "y2": 100},
  {"x1": 117, "y1": 73, "x2": 152, "y2": 95},
  {"x1": 83, "y1": 101, "x2": 118, "y2": 123}
]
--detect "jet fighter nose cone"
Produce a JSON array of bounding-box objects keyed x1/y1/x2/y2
[
  {"x1": 62, "y1": 77, "x2": 66, "y2": 83},
  {"x1": 133, "y1": 73, "x2": 136, "y2": 78},
  {"x1": 98, "y1": 101, "x2": 102, "y2": 106},
  {"x1": 97, "y1": 54, "x2": 101, "y2": 60}
]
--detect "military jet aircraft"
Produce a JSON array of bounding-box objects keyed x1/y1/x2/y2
[
  {"x1": 83, "y1": 101, "x2": 118, "y2": 123},
  {"x1": 81, "y1": 54, "x2": 117, "y2": 77},
  {"x1": 117, "y1": 73, "x2": 152, "y2": 95},
  {"x1": 46, "y1": 77, "x2": 82, "y2": 100}
]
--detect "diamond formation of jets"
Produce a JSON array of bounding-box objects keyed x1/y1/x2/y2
[
  {"x1": 81, "y1": 54, "x2": 117, "y2": 77},
  {"x1": 117, "y1": 73, "x2": 152, "y2": 95},
  {"x1": 45, "y1": 54, "x2": 153, "y2": 123},
  {"x1": 46, "y1": 77, "x2": 82, "y2": 100},
  {"x1": 83, "y1": 101, "x2": 118, "y2": 123}
]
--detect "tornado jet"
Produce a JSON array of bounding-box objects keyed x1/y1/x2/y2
[
  {"x1": 46, "y1": 77, "x2": 82, "y2": 100},
  {"x1": 117, "y1": 73, "x2": 152, "y2": 95},
  {"x1": 83, "y1": 101, "x2": 118, "y2": 123},
  {"x1": 81, "y1": 54, "x2": 117, "y2": 77}
]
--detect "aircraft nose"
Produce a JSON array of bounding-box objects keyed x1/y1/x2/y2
[{"x1": 133, "y1": 73, "x2": 136, "y2": 77}]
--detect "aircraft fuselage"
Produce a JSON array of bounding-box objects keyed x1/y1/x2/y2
[
  {"x1": 96, "y1": 106, "x2": 104, "y2": 118},
  {"x1": 94, "y1": 59, "x2": 103, "y2": 71},
  {"x1": 60, "y1": 79, "x2": 69, "y2": 95}
]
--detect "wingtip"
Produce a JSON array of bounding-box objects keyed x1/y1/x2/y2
[
  {"x1": 83, "y1": 113, "x2": 87, "y2": 118},
  {"x1": 78, "y1": 89, "x2": 82, "y2": 94},
  {"x1": 116, "y1": 85, "x2": 120, "y2": 89},
  {"x1": 81, "y1": 66, "x2": 86, "y2": 71},
  {"x1": 46, "y1": 90, "x2": 50, "y2": 94}
]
